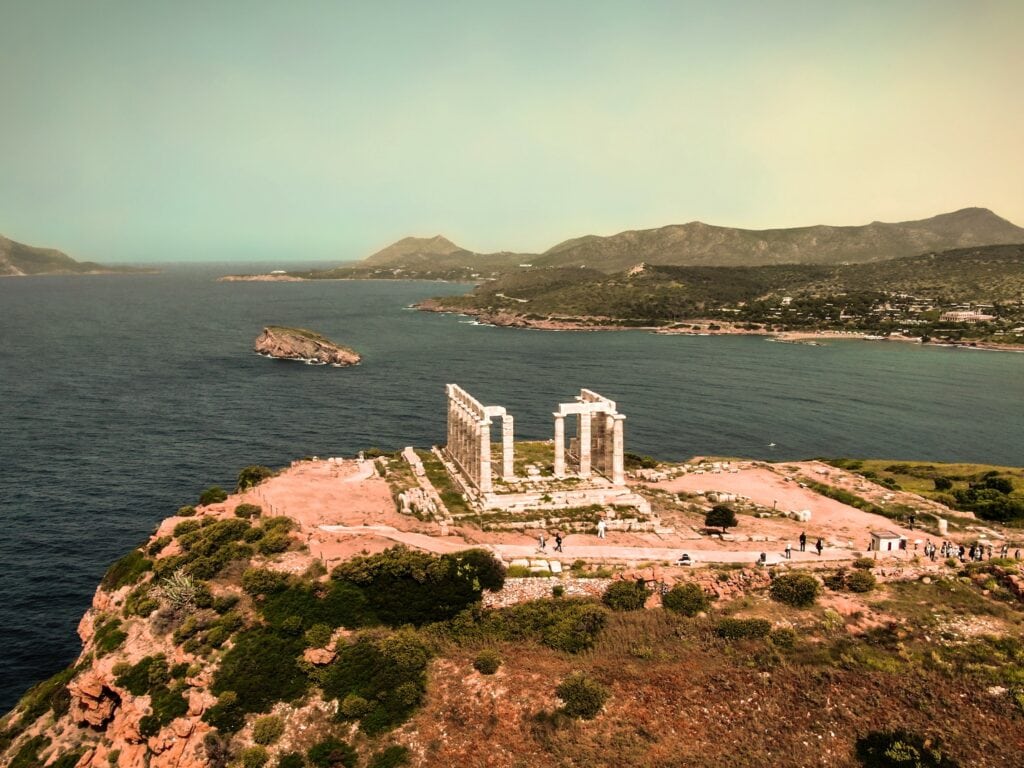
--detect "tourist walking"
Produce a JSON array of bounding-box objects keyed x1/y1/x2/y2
[
  {"x1": 597, "y1": 519, "x2": 606, "y2": 539},
  {"x1": 799, "y1": 531, "x2": 807, "y2": 552},
  {"x1": 554, "y1": 533, "x2": 563, "y2": 552},
  {"x1": 785, "y1": 542, "x2": 792, "y2": 559},
  {"x1": 815, "y1": 538, "x2": 823, "y2": 556}
]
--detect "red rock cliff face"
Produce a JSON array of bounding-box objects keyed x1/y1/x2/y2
[{"x1": 253, "y1": 326, "x2": 361, "y2": 366}]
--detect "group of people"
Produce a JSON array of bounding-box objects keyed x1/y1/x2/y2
[
  {"x1": 537, "y1": 518, "x2": 609, "y2": 553},
  {"x1": 783, "y1": 531, "x2": 824, "y2": 559},
  {"x1": 940, "y1": 540, "x2": 1021, "y2": 562}
]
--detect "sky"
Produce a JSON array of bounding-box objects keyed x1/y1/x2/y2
[{"x1": 1, "y1": 0, "x2": 1022, "y2": 263}]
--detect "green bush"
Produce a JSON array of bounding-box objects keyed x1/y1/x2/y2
[
  {"x1": 445, "y1": 599, "x2": 607, "y2": 654},
  {"x1": 94, "y1": 617, "x2": 128, "y2": 655},
  {"x1": 211, "y1": 629, "x2": 309, "y2": 714},
  {"x1": 854, "y1": 729, "x2": 959, "y2": 767},
  {"x1": 252, "y1": 715, "x2": 285, "y2": 745},
  {"x1": 305, "y1": 623, "x2": 334, "y2": 648},
  {"x1": 199, "y1": 486, "x2": 229, "y2": 505},
  {"x1": 368, "y1": 746, "x2": 411, "y2": 768},
  {"x1": 331, "y1": 546, "x2": 505, "y2": 626},
  {"x1": 242, "y1": 568, "x2": 289, "y2": 596},
  {"x1": 551, "y1": 584, "x2": 565, "y2": 598},
  {"x1": 9, "y1": 735, "x2": 50, "y2": 768},
  {"x1": 846, "y1": 569, "x2": 877, "y2": 593},
  {"x1": 260, "y1": 581, "x2": 370, "y2": 631},
  {"x1": 769, "y1": 627, "x2": 798, "y2": 648},
  {"x1": 147, "y1": 536, "x2": 172, "y2": 556},
  {"x1": 276, "y1": 754, "x2": 305, "y2": 768},
  {"x1": 662, "y1": 583, "x2": 710, "y2": 617},
  {"x1": 14, "y1": 665, "x2": 78, "y2": 727},
  {"x1": 49, "y1": 752, "x2": 85, "y2": 768},
  {"x1": 202, "y1": 691, "x2": 246, "y2": 733},
  {"x1": 235, "y1": 503, "x2": 263, "y2": 519},
  {"x1": 213, "y1": 594, "x2": 240, "y2": 614},
  {"x1": 715, "y1": 618, "x2": 772, "y2": 640},
  {"x1": 307, "y1": 737, "x2": 357, "y2": 768},
  {"x1": 601, "y1": 580, "x2": 649, "y2": 611},
  {"x1": 473, "y1": 649, "x2": 501, "y2": 675},
  {"x1": 241, "y1": 746, "x2": 270, "y2": 768},
  {"x1": 769, "y1": 572, "x2": 821, "y2": 608},
  {"x1": 177, "y1": 505, "x2": 197, "y2": 517},
  {"x1": 101, "y1": 549, "x2": 153, "y2": 591},
  {"x1": 321, "y1": 629, "x2": 431, "y2": 734},
  {"x1": 258, "y1": 532, "x2": 292, "y2": 555},
  {"x1": 555, "y1": 672, "x2": 609, "y2": 719},
  {"x1": 238, "y1": 465, "x2": 275, "y2": 491},
  {"x1": 853, "y1": 558, "x2": 876, "y2": 570}
]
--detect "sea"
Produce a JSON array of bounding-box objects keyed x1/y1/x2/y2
[{"x1": 2, "y1": 264, "x2": 1023, "y2": 712}]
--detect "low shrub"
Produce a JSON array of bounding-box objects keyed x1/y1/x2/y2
[
  {"x1": 846, "y1": 569, "x2": 877, "y2": 593},
  {"x1": 715, "y1": 618, "x2": 772, "y2": 640},
  {"x1": 199, "y1": 486, "x2": 229, "y2": 506},
  {"x1": 854, "y1": 729, "x2": 959, "y2": 767},
  {"x1": 252, "y1": 715, "x2": 285, "y2": 745},
  {"x1": 551, "y1": 584, "x2": 565, "y2": 598},
  {"x1": 242, "y1": 568, "x2": 289, "y2": 596},
  {"x1": 213, "y1": 594, "x2": 240, "y2": 614},
  {"x1": 307, "y1": 737, "x2": 357, "y2": 768},
  {"x1": 601, "y1": 580, "x2": 649, "y2": 611},
  {"x1": 770, "y1": 572, "x2": 821, "y2": 608},
  {"x1": 94, "y1": 617, "x2": 128, "y2": 655},
  {"x1": 9, "y1": 735, "x2": 50, "y2": 768},
  {"x1": 662, "y1": 583, "x2": 710, "y2": 617},
  {"x1": 770, "y1": 627, "x2": 798, "y2": 648},
  {"x1": 101, "y1": 549, "x2": 153, "y2": 591},
  {"x1": 202, "y1": 691, "x2": 246, "y2": 733},
  {"x1": 369, "y1": 746, "x2": 411, "y2": 768},
  {"x1": 276, "y1": 754, "x2": 305, "y2": 768},
  {"x1": 331, "y1": 546, "x2": 505, "y2": 626},
  {"x1": 235, "y1": 503, "x2": 262, "y2": 519},
  {"x1": 853, "y1": 558, "x2": 875, "y2": 570},
  {"x1": 147, "y1": 536, "x2": 172, "y2": 556},
  {"x1": 241, "y1": 746, "x2": 270, "y2": 768},
  {"x1": 305, "y1": 623, "x2": 334, "y2": 648},
  {"x1": 177, "y1": 505, "x2": 197, "y2": 517},
  {"x1": 238, "y1": 465, "x2": 275, "y2": 491},
  {"x1": 473, "y1": 649, "x2": 501, "y2": 675},
  {"x1": 556, "y1": 672, "x2": 609, "y2": 719},
  {"x1": 445, "y1": 599, "x2": 607, "y2": 654},
  {"x1": 211, "y1": 629, "x2": 309, "y2": 715},
  {"x1": 321, "y1": 628, "x2": 431, "y2": 734},
  {"x1": 258, "y1": 532, "x2": 292, "y2": 555}
]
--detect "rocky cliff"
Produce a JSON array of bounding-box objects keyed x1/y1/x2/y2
[{"x1": 253, "y1": 326, "x2": 361, "y2": 366}]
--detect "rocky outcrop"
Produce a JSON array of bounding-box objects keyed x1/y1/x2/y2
[{"x1": 253, "y1": 326, "x2": 361, "y2": 366}]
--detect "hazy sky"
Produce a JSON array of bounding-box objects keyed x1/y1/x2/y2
[{"x1": 1, "y1": 1, "x2": 1022, "y2": 262}]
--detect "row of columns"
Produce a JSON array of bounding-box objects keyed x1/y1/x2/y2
[
  {"x1": 445, "y1": 384, "x2": 514, "y2": 493},
  {"x1": 553, "y1": 406, "x2": 625, "y2": 485}
]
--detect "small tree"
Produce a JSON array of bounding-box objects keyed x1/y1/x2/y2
[
  {"x1": 855, "y1": 729, "x2": 959, "y2": 767},
  {"x1": 234, "y1": 503, "x2": 262, "y2": 519},
  {"x1": 933, "y1": 477, "x2": 953, "y2": 491},
  {"x1": 199, "y1": 486, "x2": 228, "y2": 506},
  {"x1": 556, "y1": 672, "x2": 609, "y2": 719},
  {"x1": 237, "y1": 465, "x2": 275, "y2": 491},
  {"x1": 705, "y1": 504, "x2": 738, "y2": 534}
]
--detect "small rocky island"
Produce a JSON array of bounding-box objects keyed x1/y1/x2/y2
[{"x1": 253, "y1": 326, "x2": 361, "y2": 366}]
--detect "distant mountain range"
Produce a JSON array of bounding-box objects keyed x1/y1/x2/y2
[
  {"x1": 0, "y1": 235, "x2": 145, "y2": 276},
  {"x1": 352, "y1": 207, "x2": 1024, "y2": 275}
]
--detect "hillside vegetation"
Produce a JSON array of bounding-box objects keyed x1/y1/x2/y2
[
  {"x1": 430, "y1": 244, "x2": 1024, "y2": 326},
  {"x1": 0, "y1": 235, "x2": 110, "y2": 276}
]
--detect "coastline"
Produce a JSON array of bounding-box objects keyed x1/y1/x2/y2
[{"x1": 416, "y1": 301, "x2": 1024, "y2": 352}]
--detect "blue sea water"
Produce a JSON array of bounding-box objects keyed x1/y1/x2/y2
[{"x1": 1, "y1": 265, "x2": 1023, "y2": 711}]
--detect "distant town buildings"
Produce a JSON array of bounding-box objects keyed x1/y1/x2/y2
[{"x1": 939, "y1": 310, "x2": 995, "y2": 323}]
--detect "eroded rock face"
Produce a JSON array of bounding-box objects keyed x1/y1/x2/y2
[
  {"x1": 69, "y1": 672, "x2": 119, "y2": 729},
  {"x1": 253, "y1": 326, "x2": 361, "y2": 366}
]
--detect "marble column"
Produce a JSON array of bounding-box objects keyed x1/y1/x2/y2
[
  {"x1": 612, "y1": 415, "x2": 625, "y2": 485},
  {"x1": 553, "y1": 413, "x2": 565, "y2": 477},
  {"x1": 579, "y1": 412, "x2": 592, "y2": 478},
  {"x1": 478, "y1": 419, "x2": 492, "y2": 492},
  {"x1": 501, "y1": 415, "x2": 514, "y2": 480},
  {"x1": 604, "y1": 414, "x2": 615, "y2": 478}
]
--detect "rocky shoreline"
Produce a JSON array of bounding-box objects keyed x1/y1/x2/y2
[
  {"x1": 415, "y1": 301, "x2": 1024, "y2": 351},
  {"x1": 253, "y1": 326, "x2": 361, "y2": 366}
]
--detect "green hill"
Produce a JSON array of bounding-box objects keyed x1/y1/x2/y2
[{"x1": 0, "y1": 235, "x2": 148, "y2": 276}]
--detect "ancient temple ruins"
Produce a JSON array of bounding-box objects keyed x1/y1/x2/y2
[
  {"x1": 445, "y1": 384, "x2": 514, "y2": 494},
  {"x1": 440, "y1": 384, "x2": 646, "y2": 515}
]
